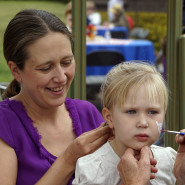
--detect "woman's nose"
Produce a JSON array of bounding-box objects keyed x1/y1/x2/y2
[
  {"x1": 52, "y1": 67, "x2": 67, "y2": 83},
  {"x1": 136, "y1": 114, "x2": 148, "y2": 128}
]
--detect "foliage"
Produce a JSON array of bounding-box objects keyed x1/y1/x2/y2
[
  {"x1": 0, "y1": 1, "x2": 66, "y2": 82},
  {"x1": 100, "y1": 11, "x2": 167, "y2": 53},
  {"x1": 0, "y1": 0, "x2": 70, "y2": 2},
  {"x1": 57, "y1": 0, "x2": 71, "y2": 3},
  {"x1": 126, "y1": 12, "x2": 167, "y2": 52}
]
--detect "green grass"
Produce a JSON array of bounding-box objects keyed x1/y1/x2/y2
[{"x1": 0, "y1": 1, "x2": 67, "y2": 82}]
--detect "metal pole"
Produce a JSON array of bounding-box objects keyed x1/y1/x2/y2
[
  {"x1": 68, "y1": 0, "x2": 86, "y2": 100},
  {"x1": 166, "y1": 0, "x2": 182, "y2": 150}
]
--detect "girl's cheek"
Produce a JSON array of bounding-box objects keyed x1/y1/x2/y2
[{"x1": 155, "y1": 121, "x2": 163, "y2": 134}]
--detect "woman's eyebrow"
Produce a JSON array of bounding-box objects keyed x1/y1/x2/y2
[
  {"x1": 62, "y1": 54, "x2": 74, "y2": 59},
  {"x1": 35, "y1": 55, "x2": 74, "y2": 68},
  {"x1": 35, "y1": 61, "x2": 52, "y2": 68}
]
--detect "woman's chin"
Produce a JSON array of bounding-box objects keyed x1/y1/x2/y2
[{"x1": 46, "y1": 97, "x2": 66, "y2": 108}]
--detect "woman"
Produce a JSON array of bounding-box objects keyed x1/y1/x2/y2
[{"x1": 0, "y1": 9, "x2": 111, "y2": 185}]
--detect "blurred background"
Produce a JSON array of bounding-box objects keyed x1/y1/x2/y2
[{"x1": 0, "y1": 0, "x2": 167, "y2": 83}]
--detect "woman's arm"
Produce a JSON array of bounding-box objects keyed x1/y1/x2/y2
[{"x1": 0, "y1": 138, "x2": 18, "y2": 185}]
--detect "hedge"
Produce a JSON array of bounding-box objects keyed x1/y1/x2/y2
[
  {"x1": 100, "y1": 11, "x2": 167, "y2": 53},
  {"x1": 3, "y1": 0, "x2": 70, "y2": 2}
]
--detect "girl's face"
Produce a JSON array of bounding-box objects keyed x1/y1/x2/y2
[
  {"x1": 16, "y1": 32, "x2": 75, "y2": 108},
  {"x1": 103, "y1": 84, "x2": 165, "y2": 154}
]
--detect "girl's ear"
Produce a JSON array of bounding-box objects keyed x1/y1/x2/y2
[
  {"x1": 102, "y1": 107, "x2": 114, "y2": 129},
  {"x1": 8, "y1": 61, "x2": 22, "y2": 83}
]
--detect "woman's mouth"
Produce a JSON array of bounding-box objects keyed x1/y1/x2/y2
[
  {"x1": 49, "y1": 87, "x2": 63, "y2": 92},
  {"x1": 47, "y1": 86, "x2": 64, "y2": 94}
]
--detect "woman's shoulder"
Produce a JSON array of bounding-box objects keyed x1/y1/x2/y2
[
  {"x1": 0, "y1": 98, "x2": 15, "y2": 115},
  {"x1": 0, "y1": 98, "x2": 26, "y2": 117},
  {"x1": 0, "y1": 98, "x2": 9, "y2": 106},
  {"x1": 0, "y1": 98, "x2": 31, "y2": 137},
  {"x1": 0, "y1": 98, "x2": 23, "y2": 148}
]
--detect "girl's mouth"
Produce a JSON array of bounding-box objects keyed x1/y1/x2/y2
[{"x1": 135, "y1": 134, "x2": 149, "y2": 142}]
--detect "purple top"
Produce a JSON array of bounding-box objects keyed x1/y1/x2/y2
[{"x1": 0, "y1": 98, "x2": 104, "y2": 185}]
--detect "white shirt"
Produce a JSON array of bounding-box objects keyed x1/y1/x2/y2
[
  {"x1": 108, "y1": 0, "x2": 124, "y2": 21},
  {"x1": 72, "y1": 142, "x2": 177, "y2": 185},
  {"x1": 88, "y1": 12, "x2": 101, "y2": 26}
]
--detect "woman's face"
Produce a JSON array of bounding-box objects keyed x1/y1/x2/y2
[
  {"x1": 17, "y1": 32, "x2": 75, "y2": 108},
  {"x1": 103, "y1": 84, "x2": 165, "y2": 154}
]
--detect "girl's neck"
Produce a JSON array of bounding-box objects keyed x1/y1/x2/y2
[
  {"x1": 109, "y1": 139, "x2": 126, "y2": 158},
  {"x1": 109, "y1": 139, "x2": 154, "y2": 159}
]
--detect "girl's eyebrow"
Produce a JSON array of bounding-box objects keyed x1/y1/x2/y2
[
  {"x1": 147, "y1": 105, "x2": 162, "y2": 109},
  {"x1": 123, "y1": 104, "x2": 162, "y2": 109}
]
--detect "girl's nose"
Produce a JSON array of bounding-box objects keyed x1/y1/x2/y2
[{"x1": 136, "y1": 114, "x2": 149, "y2": 128}]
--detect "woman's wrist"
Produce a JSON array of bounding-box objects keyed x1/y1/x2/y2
[
  {"x1": 34, "y1": 155, "x2": 75, "y2": 185},
  {"x1": 61, "y1": 151, "x2": 76, "y2": 175}
]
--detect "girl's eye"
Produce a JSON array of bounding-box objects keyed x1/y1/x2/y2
[
  {"x1": 148, "y1": 110, "x2": 158, "y2": 114},
  {"x1": 127, "y1": 110, "x2": 136, "y2": 114}
]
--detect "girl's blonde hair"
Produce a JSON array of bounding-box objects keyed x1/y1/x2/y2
[{"x1": 101, "y1": 61, "x2": 168, "y2": 110}]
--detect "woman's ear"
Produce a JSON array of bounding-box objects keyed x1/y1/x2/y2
[
  {"x1": 102, "y1": 107, "x2": 114, "y2": 129},
  {"x1": 8, "y1": 61, "x2": 22, "y2": 83}
]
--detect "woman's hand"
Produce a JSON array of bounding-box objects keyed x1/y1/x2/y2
[
  {"x1": 35, "y1": 123, "x2": 112, "y2": 185},
  {"x1": 174, "y1": 129, "x2": 185, "y2": 185},
  {"x1": 117, "y1": 146, "x2": 158, "y2": 185},
  {"x1": 63, "y1": 123, "x2": 112, "y2": 167}
]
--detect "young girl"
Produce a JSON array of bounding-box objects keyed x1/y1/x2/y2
[{"x1": 72, "y1": 62, "x2": 177, "y2": 185}]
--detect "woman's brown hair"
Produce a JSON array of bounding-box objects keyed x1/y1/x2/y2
[{"x1": 2, "y1": 9, "x2": 73, "y2": 99}]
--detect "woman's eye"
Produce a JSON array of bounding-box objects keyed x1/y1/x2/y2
[
  {"x1": 61, "y1": 60, "x2": 72, "y2": 66},
  {"x1": 40, "y1": 66, "x2": 51, "y2": 71},
  {"x1": 127, "y1": 110, "x2": 136, "y2": 114},
  {"x1": 148, "y1": 110, "x2": 157, "y2": 114}
]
